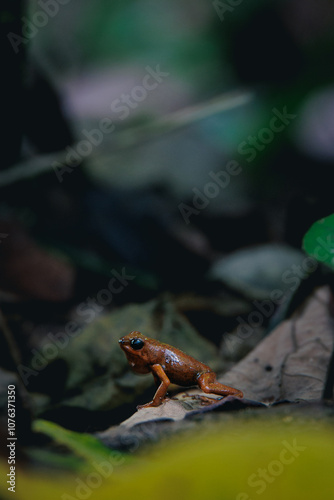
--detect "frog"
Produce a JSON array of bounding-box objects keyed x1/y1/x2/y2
[{"x1": 119, "y1": 331, "x2": 243, "y2": 409}]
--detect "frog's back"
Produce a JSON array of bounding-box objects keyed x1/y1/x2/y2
[{"x1": 158, "y1": 346, "x2": 212, "y2": 386}]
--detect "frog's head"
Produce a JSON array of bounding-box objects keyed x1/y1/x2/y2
[{"x1": 119, "y1": 331, "x2": 153, "y2": 372}]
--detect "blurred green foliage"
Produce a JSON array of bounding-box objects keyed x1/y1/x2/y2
[{"x1": 303, "y1": 214, "x2": 334, "y2": 270}]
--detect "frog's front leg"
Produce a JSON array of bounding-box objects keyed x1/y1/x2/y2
[{"x1": 137, "y1": 364, "x2": 170, "y2": 409}]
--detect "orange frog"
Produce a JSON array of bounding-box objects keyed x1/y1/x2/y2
[{"x1": 119, "y1": 331, "x2": 243, "y2": 409}]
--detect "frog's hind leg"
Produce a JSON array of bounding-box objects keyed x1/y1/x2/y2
[{"x1": 198, "y1": 372, "x2": 243, "y2": 399}]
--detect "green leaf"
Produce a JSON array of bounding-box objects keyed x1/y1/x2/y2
[
  {"x1": 26, "y1": 448, "x2": 85, "y2": 473},
  {"x1": 303, "y1": 214, "x2": 334, "y2": 270},
  {"x1": 33, "y1": 420, "x2": 126, "y2": 465}
]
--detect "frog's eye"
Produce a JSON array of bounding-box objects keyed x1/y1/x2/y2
[{"x1": 130, "y1": 338, "x2": 144, "y2": 350}]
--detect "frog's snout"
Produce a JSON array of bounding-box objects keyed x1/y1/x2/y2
[{"x1": 119, "y1": 338, "x2": 126, "y2": 345}]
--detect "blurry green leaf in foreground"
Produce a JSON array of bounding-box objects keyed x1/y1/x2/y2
[
  {"x1": 2, "y1": 418, "x2": 334, "y2": 500},
  {"x1": 33, "y1": 420, "x2": 124, "y2": 465},
  {"x1": 303, "y1": 213, "x2": 334, "y2": 270}
]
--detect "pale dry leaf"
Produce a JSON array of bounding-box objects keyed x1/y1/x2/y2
[
  {"x1": 201, "y1": 285, "x2": 334, "y2": 402},
  {"x1": 120, "y1": 400, "x2": 188, "y2": 428}
]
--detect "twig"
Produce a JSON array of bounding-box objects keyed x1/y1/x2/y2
[{"x1": 0, "y1": 90, "x2": 253, "y2": 187}]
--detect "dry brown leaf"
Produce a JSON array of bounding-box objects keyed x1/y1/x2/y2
[
  {"x1": 0, "y1": 220, "x2": 74, "y2": 301},
  {"x1": 190, "y1": 285, "x2": 334, "y2": 403},
  {"x1": 120, "y1": 400, "x2": 188, "y2": 428}
]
